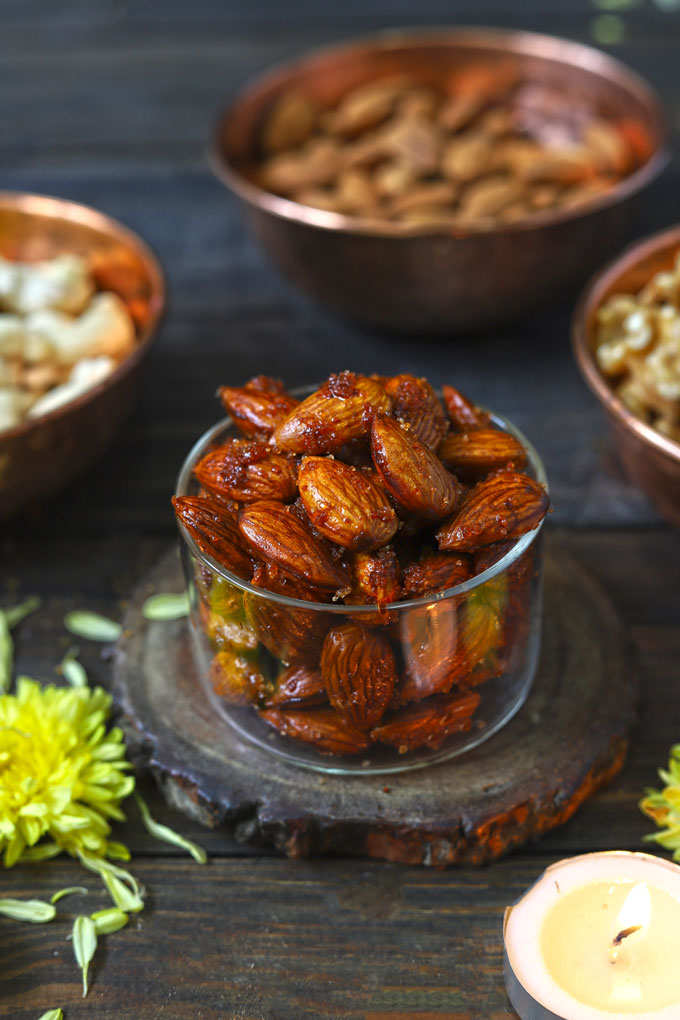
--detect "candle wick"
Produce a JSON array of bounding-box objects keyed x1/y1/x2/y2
[
  {"x1": 613, "y1": 925, "x2": 642, "y2": 947},
  {"x1": 609, "y1": 924, "x2": 643, "y2": 963}
]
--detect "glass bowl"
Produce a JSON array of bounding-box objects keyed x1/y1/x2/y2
[{"x1": 175, "y1": 403, "x2": 547, "y2": 775}]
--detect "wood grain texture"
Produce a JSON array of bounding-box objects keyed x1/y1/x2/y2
[
  {"x1": 0, "y1": 854, "x2": 597, "y2": 1020},
  {"x1": 1, "y1": 1, "x2": 679, "y2": 1015}
]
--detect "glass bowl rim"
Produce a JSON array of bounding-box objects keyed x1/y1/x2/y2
[{"x1": 174, "y1": 392, "x2": 548, "y2": 613}]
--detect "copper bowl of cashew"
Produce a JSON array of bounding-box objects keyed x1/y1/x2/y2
[
  {"x1": 573, "y1": 224, "x2": 680, "y2": 528},
  {"x1": 212, "y1": 27, "x2": 668, "y2": 333},
  {"x1": 0, "y1": 192, "x2": 165, "y2": 521}
]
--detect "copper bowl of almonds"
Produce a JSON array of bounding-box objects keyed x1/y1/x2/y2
[
  {"x1": 212, "y1": 28, "x2": 668, "y2": 332},
  {"x1": 573, "y1": 224, "x2": 680, "y2": 528},
  {"x1": 0, "y1": 192, "x2": 165, "y2": 521}
]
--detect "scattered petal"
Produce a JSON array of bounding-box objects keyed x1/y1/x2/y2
[
  {"x1": 4, "y1": 596, "x2": 41, "y2": 629},
  {"x1": 0, "y1": 897, "x2": 56, "y2": 923},
  {"x1": 0, "y1": 611, "x2": 13, "y2": 694},
  {"x1": 91, "y1": 907, "x2": 128, "y2": 935},
  {"x1": 59, "y1": 647, "x2": 88, "y2": 688},
  {"x1": 142, "y1": 592, "x2": 190, "y2": 621},
  {"x1": 64, "y1": 610, "x2": 122, "y2": 642},
  {"x1": 134, "y1": 792, "x2": 207, "y2": 864},
  {"x1": 50, "y1": 886, "x2": 88, "y2": 905},
  {"x1": 72, "y1": 914, "x2": 97, "y2": 998}
]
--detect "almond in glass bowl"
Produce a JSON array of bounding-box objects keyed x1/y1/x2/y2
[{"x1": 173, "y1": 371, "x2": 549, "y2": 775}]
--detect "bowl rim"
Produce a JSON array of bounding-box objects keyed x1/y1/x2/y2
[
  {"x1": 210, "y1": 24, "x2": 670, "y2": 239},
  {"x1": 572, "y1": 221, "x2": 680, "y2": 467},
  {"x1": 174, "y1": 390, "x2": 549, "y2": 613},
  {"x1": 0, "y1": 190, "x2": 166, "y2": 444}
]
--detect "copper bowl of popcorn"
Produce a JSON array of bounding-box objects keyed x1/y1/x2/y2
[
  {"x1": 0, "y1": 192, "x2": 165, "y2": 521},
  {"x1": 212, "y1": 28, "x2": 668, "y2": 332},
  {"x1": 573, "y1": 224, "x2": 680, "y2": 527}
]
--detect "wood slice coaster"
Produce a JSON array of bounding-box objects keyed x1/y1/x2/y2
[{"x1": 112, "y1": 538, "x2": 636, "y2": 867}]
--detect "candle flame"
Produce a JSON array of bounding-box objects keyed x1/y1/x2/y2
[{"x1": 618, "y1": 883, "x2": 651, "y2": 932}]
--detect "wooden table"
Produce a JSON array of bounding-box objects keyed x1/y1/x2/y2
[{"x1": 2, "y1": 2, "x2": 679, "y2": 1017}]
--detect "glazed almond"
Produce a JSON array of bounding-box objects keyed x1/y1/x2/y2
[
  {"x1": 218, "y1": 385, "x2": 298, "y2": 437},
  {"x1": 238, "y1": 499, "x2": 350, "y2": 592},
  {"x1": 402, "y1": 551, "x2": 470, "y2": 598},
  {"x1": 209, "y1": 648, "x2": 267, "y2": 706},
  {"x1": 436, "y1": 471, "x2": 548, "y2": 551},
  {"x1": 350, "y1": 545, "x2": 401, "y2": 607},
  {"x1": 273, "y1": 371, "x2": 391, "y2": 454},
  {"x1": 371, "y1": 691, "x2": 481, "y2": 753},
  {"x1": 298, "y1": 456, "x2": 398, "y2": 551},
  {"x1": 371, "y1": 415, "x2": 460, "y2": 520},
  {"x1": 383, "y1": 374, "x2": 448, "y2": 449},
  {"x1": 265, "y1": 664, "x2": 328, "y2": 708},
  {"x1": 172, "y1": 495, "x2": 253, "y2": 577},
  {"x1": 195, "y1": 441, "x2": 298, "y2": 503},
  {"x1": 441, "y1": 384, "x2": 490, "y2": 430},
  {"x1": 438, "y1": 428, "x2": 526, "y2": 474},
  {"x1": 320, "y1": 622, "x2": 396, "y2": 730},
  {"x1": 260, "y1": 706, "x2": 371, "y2": 755}
]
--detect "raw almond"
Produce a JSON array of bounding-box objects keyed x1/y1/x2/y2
[
  {"x1": 172, "y1": 495, "x2": 253, "y2": 578},
  {"x1": 273, "y1": 371, "x2": 391, "y2": 454},
  {"x1": 260, "y1": 706, "x2": 371, "y2": 755},
  {"x1": 436, "y1": 471, "x2": 549, "y2": 551},
  {"x1": 195, "y1": 441, "x2": 298, "y2": 503},
  {"x1": 371, "y1": 415, "x2": 460, "y2": 520},
  {"x1": 321, "y1": 622, "x2": 397, "y2": 729},
  {"x1": 437, "y1": 428, "x2": 526, "y2": 474},
  {"x1": 239, "y1": 499, "x2": 350, "y2": 592},
  {"x1": 371, "y1": 690, "x2": 480, "y2": 752},
  {"x1": 327, "y1": 75, "x2": 411, "y2": 137},
  {"x1": 298, "y1": 456, "x2": 398, "y2": 551},
  {"x1": 261, "y1": 92, "x2": 319, "y2": 154}
]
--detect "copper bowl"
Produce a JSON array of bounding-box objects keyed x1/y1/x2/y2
[
  {"x1": 572, "y1": 224, "x2": 680, "y2": 527},
  {"x1": 211, "y1": 27, "x2": 669, "y2": 333},
  {"x1": 0, "y1": 192, "x2": 165, "y2": 521}
]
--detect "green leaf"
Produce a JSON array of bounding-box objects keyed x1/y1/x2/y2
[
  {"x1": 59, "y1": 646, "x2": 88, "y2": 688},
  {"x1": 142, "y1": 592, "x2": 190, "y2": 621},
  {"x1": 50, "y1": 886, "x2": 88, "y2": 905},
  {"x1": 72, "y1": 915, "x2": 97, "y2": 998},
  {"x1": 37, "y1": 1010, "x2": 63, "y2": 1020},
  {"x1": 64, "y1": 610, "x2": 122, "y2": 642},
  {"x1": 0, "y1": 611, "x2": 13, "y2": 694},
  {"x1": 4, "y1": 595, "x2": 41, "y2": 629},
  {"x1": 91, "y1": 907, "x2": 129, "y2": 935},
  {"x1": 134, "y1": 792, "x2": 207, "y2": 864},
  {"x1": 0, "y1": 897, "x2": 56, "y2": 923}
]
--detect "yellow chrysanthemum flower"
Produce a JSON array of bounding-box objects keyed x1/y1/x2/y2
[{"x1": 0, "y1": 678, "x2": 134, "y2": 867}]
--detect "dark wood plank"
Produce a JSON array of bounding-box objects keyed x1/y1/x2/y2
[{"x1": 0, "y1": 853, "x2": 617, "y2": 1020}]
